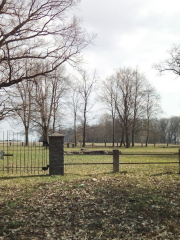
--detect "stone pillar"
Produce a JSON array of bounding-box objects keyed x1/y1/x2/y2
[{"x1": 49, "y1": 133, "x2": 64, "y2": 175}]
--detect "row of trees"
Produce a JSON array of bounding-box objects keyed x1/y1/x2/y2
[
  {"x1": 4, "y1": 66, "x2": 162, "y2": 148},
  {"x1": 63, "y1": 116, "x2": 180, "y2": 146},
  {"x1": 6, "y1": 67, "x2": 97, "y2": 146}
]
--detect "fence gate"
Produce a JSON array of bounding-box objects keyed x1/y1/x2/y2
[{"x1": 0, "y1": 132, "x2": 49, "y2": 175}]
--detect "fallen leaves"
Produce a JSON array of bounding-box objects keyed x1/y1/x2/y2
[{"x1": 0, "y1": 175, "x2": 180, "y2": 239}]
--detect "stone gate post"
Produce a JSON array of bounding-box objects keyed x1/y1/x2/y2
[{"x1": 49, "y1": 133, "x2": 64, "y2": 175}]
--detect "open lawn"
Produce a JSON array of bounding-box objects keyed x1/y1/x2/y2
[{"x1": 0, "y1": 145, "x2": 180, "y2": 239}]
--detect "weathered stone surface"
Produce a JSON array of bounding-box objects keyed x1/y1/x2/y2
[{"x1": 49, "y1": 133, "x2": 64, "y2": 175}]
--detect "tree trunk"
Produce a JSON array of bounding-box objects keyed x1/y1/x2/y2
[
  {"x1": 112, "y1": 117, "x2": 115, "y2": 147},
  {"x1": 125, "y1": 125, "x2": 129, "y2": 148},
  {"x1": 42, "y1": 126, "x2": 48, "y2": 145},
  {"x1": 74, "y1": 126, "x2": 77, "y2": 147},
  {"x1": 145, "y1": 136, "x2": 149, "y2": 147},
  {"x1": 145, "y1": 117, "x2": 150, "y2": 147},
  {"x1": 52, "y1": 116, "x2": 56, "y2": 133},
  {"x1": 125, "y1": 134, "x2": 129, "y2": 148},
  {"x1": 82, "y1": 120, "x2": 86, "y2": 147},
  {"x1": 25, "y1": 127, "x2": 29, "y2": 146},
  {"x1": 82, "y1": 104, "x2": 87, "y2": 147},
  {"x1": 120, "y1": 132, "x2": 125, "y2": 147},
  {"x1": 74, "y1": 114, "x2": 77, "y2": 146},
  {"x1": 132, "y1": 130, "x2": 135, "y2": 147}
]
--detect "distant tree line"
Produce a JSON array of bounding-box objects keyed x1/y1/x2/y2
[
  {"x1": 62, "y1": 116, "x2": 180, "y2": 146},
  {"x1": 3, "y1": 63, "x2": 179, "y2": 148}
]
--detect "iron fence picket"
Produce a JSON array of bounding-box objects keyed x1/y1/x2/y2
[{"x1": 0, "y1": 132, "x2": 49, "y2": 175}]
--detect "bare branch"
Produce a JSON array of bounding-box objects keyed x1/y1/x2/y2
[
  {"x1": 154, "y1": 45, "x2": 180, "y2": 77},
  {"x1": 0, "y1": 0, "x2": 95, "y2": 89}
]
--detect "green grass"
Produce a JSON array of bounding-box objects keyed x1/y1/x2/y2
[
  {"x1": 64, "y1": 144, "x2": 180, "y2": 177},
  {"x1": 0, "y1": 143, "x2": 179, "y2": 188},
  {"x1": 1, "y1": 144, "x2": 180, "y2": 238}
]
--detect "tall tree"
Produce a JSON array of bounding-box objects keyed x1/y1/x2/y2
[
  {"x1": 144, "y1": 84, "x2": 161, "y2": 146},
  {"x1": 70, "y1": 87, "x2": 81, "y2": 146},
  {"x1": 33, "y1": 66, "x2": 69, "y2": 143},
  {"x1": 8, "y1": 80, "x2": 34, "y2": 146},
  {"x1": 131, "y1": 69, "x2": 147, "y2": 147},
  {"x1": 114, "y1": 68, "x2": 135, "y2": 148},
  {"x1": 100, "y1": 77, "x2": 117, "y2": 147},
  {"x1": 159, "y1": 118, "x2": 169, "y2": 143},
  {"x1": 51, "y1": 68, "x2": 70, "y2": 133},
  {"x1": 167, "y1": 116, "x2": 180, "y2": 144},
  {"x1": 77, "y1": 70, "x2": 97, "y2": 147},
  {"x1": 101, "y1": 67, "x2": 161, "y2": 148}
]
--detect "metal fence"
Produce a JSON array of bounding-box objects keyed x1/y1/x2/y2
[{"x1": 0, "y1": 132, "x2": 49, "y2": 175}]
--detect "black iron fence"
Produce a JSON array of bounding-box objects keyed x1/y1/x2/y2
[{"x1": 0, "y1": 132, "x2": 49, "y2": 175}]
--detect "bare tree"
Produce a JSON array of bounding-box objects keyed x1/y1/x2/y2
[
  {"x1": 8, "y1": 80, "x2": 34, "y2": 146},
  {"x1": 102, "y1": 68, "x2": 135, "y2": 148},
  {"x1": 144, "y1": 84, "x2": 161, "y2": 146},
  {"x1": 77, "y1": 70, "x2": 97, "y2": 147},
  {"x1": 51, "y1": 68, "x2": 70, "y2": 132},
  {"x1": 154, "y1": 45, "x2": 180, "y2": 77},
  {"x1": 131, "y1": 69, "x2": 147, "y2": 147},
  {"x1": 101, "y1": 67, "x2": 161, "y2": 148},
  {"x1": 33, "y1": 66, "x2": 69, "y2": 143},
  {"x1": 115, "y1": 68, "x2": 137, "y2": 148},
  {"x1": 0, "y1": 0, "x2": 94, "y2": 89},
  {"x1": 98, "y1": 114, "x2": 112, "y2": 145},
  {"x1": 70, "y1": 86, "x2": 81, "y2": 146},
  {"x1": 158, "y1": 118, "x2": 169, "y2": 143},
  {"x1": 167, "y1": 116, "x2": 180, "y2": 144},
  {"x1": 100, "y1": 77, "x2": 117, "y2": 146}
]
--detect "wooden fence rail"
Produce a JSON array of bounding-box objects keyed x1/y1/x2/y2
[{"x1": 64, "y1": 149, "x2": 180, "y2": 174}]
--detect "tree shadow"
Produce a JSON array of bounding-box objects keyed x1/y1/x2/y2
[
  {"x1": 0, "y1": 174, "x2": 49, "y2": 180},
  {"x1": 150, "y1": 171, "x2": 175, "y2": 177}
]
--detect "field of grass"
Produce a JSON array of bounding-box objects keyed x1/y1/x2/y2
[
  {"x1": 0, "y1": 144, "x2": 180, "y2": 239},
  {"x1": 64, "y1": 144, "x2": 180, "y2": 177}
]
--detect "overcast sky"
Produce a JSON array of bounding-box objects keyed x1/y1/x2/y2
[{"x1": 75, "y1": 0, "x2": 180, "y2": 117}]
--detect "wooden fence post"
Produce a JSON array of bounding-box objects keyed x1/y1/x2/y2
[
  {"x1": 179, "y1": 149, "x2": 180, "y2": 174},
  {"x1": 113, "y1": 149, "x2": 119, "y2": 173}
]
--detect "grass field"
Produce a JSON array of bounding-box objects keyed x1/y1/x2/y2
[{"x1": 0, "y1": 145, "x2": 180, "y2": 239}]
